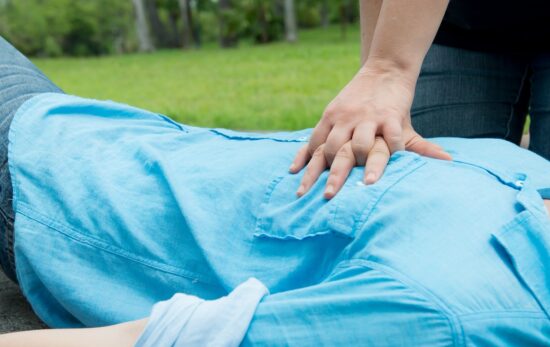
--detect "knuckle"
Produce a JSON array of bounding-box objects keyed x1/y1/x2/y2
[
  {"x1": 384, "y1": 125, "x2": 403, "y2": 137},
  {"x1": 322, "y1": 108, "x2": 337, "y2": 121},
  {"x1": 351, "y1": 142, "x2": 371, "y2": 154},
  {"x1": 312, "y1": 146, "x2": 325, "y2": 158},
  {"x1": 323, "y1": 146, "x2": 337, "y2": 159},
  {"x1": 336, "y1": 145, "x2": 354, "y2": 159},
  {"x1": 370, "y1": 144, "x2": 390, "y2": 156}
]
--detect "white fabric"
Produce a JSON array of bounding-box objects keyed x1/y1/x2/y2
[{"x1": 134, "y1": 278, "x2": 268, "y2": 347}]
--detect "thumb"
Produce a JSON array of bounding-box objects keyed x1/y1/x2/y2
[{"x1": 404, "y1": 129, "x2": 452, "y2": 161}]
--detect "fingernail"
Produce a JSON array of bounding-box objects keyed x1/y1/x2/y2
[
  {"x1": 289, "y1": 163, "x2": 296, "y2": 172},
  {"x1": 325, "y1": 184, "x2": 334, "y2": 196},
  {"x1": 441, "y1": 150, "x2": 452, "y2": 160},
  {"x1": 365, "y1": 172, "x2": 376, "y2": 184},
  {"x1": 296, "y1": 185, "x2": 305, "y2": 196}
]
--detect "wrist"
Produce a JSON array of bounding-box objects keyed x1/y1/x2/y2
[{"x1": 359, "y1": 57, "x2": 418, "y2": 92}]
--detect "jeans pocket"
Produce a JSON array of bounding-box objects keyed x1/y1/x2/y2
[{"x1": 253, "y1": 152, "x2": 426, "y2": 241}]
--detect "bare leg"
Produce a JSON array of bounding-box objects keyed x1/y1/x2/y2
[{"x1": 0, "y1": 319, "x2": 147, "y2": 347}]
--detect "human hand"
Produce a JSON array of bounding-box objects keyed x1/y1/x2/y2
[
  {"x1": 292, "y1": 136, "x2": 391, "y2": 199},
  {"x1": 289, "y1": 64, "x2": 451, "y2": 199}
]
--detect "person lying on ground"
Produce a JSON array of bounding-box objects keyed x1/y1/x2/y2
[{"x1": 1, "y1": 36, "x2": 550, "y2": 347}]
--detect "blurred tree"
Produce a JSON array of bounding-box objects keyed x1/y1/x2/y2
[
  {"x1": 0, "y1": 0, "x2": 134, "y2": 56},
  {"x1": 132, "y1": 0, "x2": 155, "y2": 51},
  {"x1": 0, "y1": 0, "x2": 359, "y2": 56},
  {"x1": 145, "y1": 0, "x2": 172, "y2": 48},
  {"x1": 296, "y1": 0, "x2": 321, "y2": 28},
  {"x1": 242, "y1": 0, "x2": 283, "y2": 44},
  {"x1": 320, "y1": 0, "x2": 330, "y2": 28},
  {"x1": 338, "y1": 0, "x2": 358, "y2": 40},
  {"x1": 157, "y1": 0, "x2": 184, "y2": 47},
  {"x1": 283, "y1": 0, "x2": 297, "y2": 42},
  {"x1": 218, "y1": 0, "x2": 240, "y2": 48},
  {"x1": 178, "y1": 0, "x2": 200, "y2": 48},
  {"x1": 178, "y1": 0, "x2": 192, "y2": 48}
]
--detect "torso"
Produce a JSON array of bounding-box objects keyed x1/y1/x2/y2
[{"x1": 434, "y1": 0, "x2": 550, "y2": 53}]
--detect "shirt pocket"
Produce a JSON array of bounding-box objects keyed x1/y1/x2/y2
[
  {"x1": 253, "y1": 152, "x2": 426, "y2": 241},
  {"x1": 492, "y1": 177, "x2": 550, "y2": 319}
]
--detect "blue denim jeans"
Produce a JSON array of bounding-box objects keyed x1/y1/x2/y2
[
  {"x1": 0, "y1": 36, "x2": 63, "y2": 282},
  {"x1": 412, "y1": 44, "x2": 550, "y2": 160}
]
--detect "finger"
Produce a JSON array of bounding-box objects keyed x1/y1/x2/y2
[
  {"x1": 297, "y1": 144, "x2": 328, "y2": 197},
  {"x1": 404, "y1": 130, "x2": 452, "y2": 161},
  {"x1": 382, "y1": 118, "x2": 405, "y2": 154},
  {"x1": 289, "y1": 145, "x2": 311, "y2": 173},
  {"x1": 364, "y1": 137, "x2": 391, "y2": 184},
  {"x1": 325, "y1": 142, "x2": 356, "y2": 199},
  {"x1": 351, "y1": 121, "x2": 377, "y2": 165},
  {"x1": 307, "y1": 119, "x2": 332, "y2": 156},
  {"x1": 324, "y1": 126, "x2": 353, "y2": 165}
]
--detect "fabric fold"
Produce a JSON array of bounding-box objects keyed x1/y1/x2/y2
[{"x1": 134, "y1": 277, "x2": 268, "y2": 347}]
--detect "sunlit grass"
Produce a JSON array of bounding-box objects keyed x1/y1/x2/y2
[{"x1": 33, "y1": 25, "x2": 361, "y2": 130}]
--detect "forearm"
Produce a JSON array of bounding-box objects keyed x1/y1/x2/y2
[
  {"x1": 359, "y1": 0, "x2": 383, "y2": 64},
  {"x1": 0, "y1": 319, "x2": 146, "y2": 347},
  {"x1": 363, "y1": 0, "x2": 449, "y2": 83}
]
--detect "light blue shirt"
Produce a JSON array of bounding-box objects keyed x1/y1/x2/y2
[{"x1": 10, "y1": 94, "x2": 550, "y2": 346}]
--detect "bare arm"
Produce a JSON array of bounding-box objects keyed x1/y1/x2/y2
[
  {"x1": 292, "y1": 0, "x2": 450, "y2": 199},
  {"x1": 0, "y1": 319, "x2": 146, "y2": 347},
  {"x1": 359, "y1": 0, "x2": 382, "y2": 64},
  {"x1": 365, "y1": 0, "x2": 449, "y2": 82}
]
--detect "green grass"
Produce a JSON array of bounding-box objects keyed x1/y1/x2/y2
[{"x1": 33, "y1": 25, "x2": 361, "y2": 130}]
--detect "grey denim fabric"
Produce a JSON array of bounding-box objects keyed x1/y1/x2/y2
[
  {"x1": 412, "y1": 44, "x2": 550, "y2": 161},
  {"x1": 0, "y1": 36, "x2": 63, "y2": 282}
]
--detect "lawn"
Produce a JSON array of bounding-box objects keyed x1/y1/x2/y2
[{"x1": 33, "y1": 25, "x2": 361, "y2": 130}]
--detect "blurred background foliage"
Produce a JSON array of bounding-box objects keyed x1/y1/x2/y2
[
  {"x1": 0, "y1": 0, "x2": 358, "y2": 57},
  {"x1": 0, "y1": 0, "x2": 361, "y2": 130}
]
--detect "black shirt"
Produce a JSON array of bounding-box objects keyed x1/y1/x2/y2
[{"x1": 434, "y1": 0, "x2": 550, "y2": 53}]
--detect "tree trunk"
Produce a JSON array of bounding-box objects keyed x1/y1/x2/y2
[
  {"x1": 178, "y1": 0, "x2": 193, "y2": 49},
  {"x1": 320, "y1": 0, "x2": 330, "y2": 28},
  {"x1": 339, "y1": 0, "x2": 347, "y2": 40},
  {"x1": 283, "y1": 0, "x2": 297, "y2": 42},
  {"x1": 132, "y1": 0, "x2": 154, "y2": 52},
  {"x1": 187, "y1": 0, "x2": 201, "y2": 47},
  {"x1": 257, "y1": 1, "x2": 269, "y2": 43},
  {"x1": 144, "y1": 0, "x2": 169, "y2": 48},
  {"x1": 167, "y1": 11, "x2": 182, "y2": 47}
]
